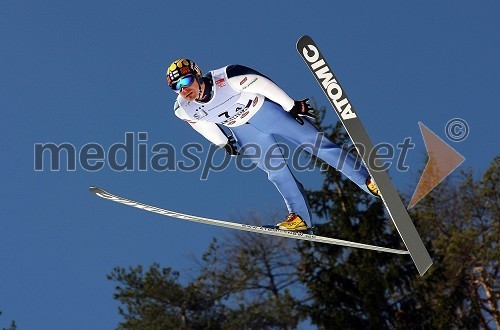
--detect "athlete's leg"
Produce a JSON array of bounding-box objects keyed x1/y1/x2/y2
[
  {"x1": 249, "y1": 101, "x2": 371, "y2": 194},
  {"x1": 230, "y1": 123, "x2": 312, "y2": 225}
]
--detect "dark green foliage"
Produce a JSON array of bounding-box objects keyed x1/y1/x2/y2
[
  {"x1": 109, "y1": 103, "x2": 498, "y2": 329},
  {"x1": 406, "y1": 157, "x2": 499, "y2": 329},
  {"x1": 108, "y1": 232, "x2": 302, "y2": 329},
  {"x1": 108, "y1": 263, "x2": 226, "y2": 329},
  {"x1": 297, "y1": 105, "x2": 499, "y2": 329},
  {"x1": 298, "y1": 104, "x2": 415, "y2": 329}
]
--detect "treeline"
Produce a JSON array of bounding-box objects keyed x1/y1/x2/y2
[{"x1": 108, "y1": 106, "x2": 499, "y2": 329}]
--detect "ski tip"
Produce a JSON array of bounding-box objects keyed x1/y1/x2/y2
[
  {"x1": 297, "y1": 35, "x2": 312, "y2": 42},
  {"x1": 89, "y1": 186, "x2": 101, "y2": 194},
  {"x1": 296, "y1": 35, "x2": 314, "y2": 49}
]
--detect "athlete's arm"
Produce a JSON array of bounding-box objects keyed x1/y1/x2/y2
[
  {"x1": 174, "y1": 102, "x2": 228, "y2": 147},
  {"x1": 225, "y1": 65, "x2": 295, "y2": 111}
]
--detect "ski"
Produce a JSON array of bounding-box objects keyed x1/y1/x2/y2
[
  {"x1": 296, "y1": 35, "x2": 432, "y2": 276},
  {"x1": 89, "y1": 186, "x2": 409, "y2": 255}
]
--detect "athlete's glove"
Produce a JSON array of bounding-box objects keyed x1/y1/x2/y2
[
  {"x1": 222, "y1": 135, "x2": 240, "y2": 156},
  {"x1": 288, "y1": 98, "x2": 316, "y2": 125}
]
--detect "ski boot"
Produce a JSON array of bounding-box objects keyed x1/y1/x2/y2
[
  {"x1": 276, "y1": 213, "x2": 311, "y2": 232},
  {"x1": 366, "y1": 177, "x2": 381, "y2": 198}
]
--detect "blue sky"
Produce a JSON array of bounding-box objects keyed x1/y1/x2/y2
[{"x1": 1, "y1": 1, "x2": 499, "y2": 328}]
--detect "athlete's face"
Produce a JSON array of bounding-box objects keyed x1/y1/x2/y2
[{"x1": 178, "y1": 78, "x2": 200, "y2": 101}]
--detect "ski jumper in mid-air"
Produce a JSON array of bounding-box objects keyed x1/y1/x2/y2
[{"x1": 167, "y1": 59, "x2": 380, "y2": 231}]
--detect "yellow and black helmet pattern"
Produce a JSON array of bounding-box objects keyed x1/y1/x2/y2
[{"x1": 166, "y1": 59, "x2": 202, "y2": 86}]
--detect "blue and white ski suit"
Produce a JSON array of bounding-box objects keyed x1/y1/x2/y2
[{"x1": 174, "y1": 65, "x2": 370, "y2": 226}]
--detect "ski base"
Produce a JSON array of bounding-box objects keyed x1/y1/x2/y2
[
  {"x1": 261, "y1": 224, "x2": 314, "y2": 235},
  {"x1": 89, "y1": 186, "x2": 409, "y2": 256},
  {"x1": 296, "y1": 35, "x2": 433, "y2": 276}
]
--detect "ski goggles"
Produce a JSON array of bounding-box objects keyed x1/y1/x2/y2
[{"x1": 170, "y1": 74, "x2": 196, "y2": 92}]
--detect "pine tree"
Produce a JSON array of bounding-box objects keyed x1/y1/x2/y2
[
  {"x1": 408, "y1": 157, "x2": 499, "y2": 329},
  {"x1": 297, "y1": 105, "x2": 416, "y2": 329},
  {"x1": 108, "y1": 215, "x2": 303, "y2": 329},
  {"x1": 200, "y1": 228, "x2": 303, "y2": 329},
  {"x1": 108, "y1": 264, "x2": 226, "y2": 329},
  {"x1": 297, "y1": 103, "x2": 498, "y2": 329},
  {"x1": 108, "y1": 100, "x2": 498, "y2": 329}
]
